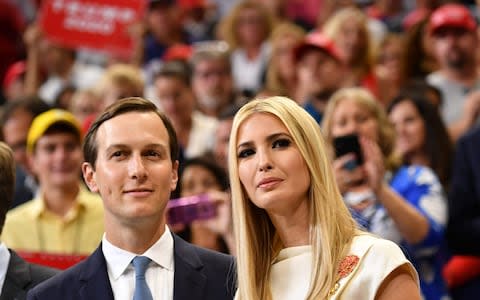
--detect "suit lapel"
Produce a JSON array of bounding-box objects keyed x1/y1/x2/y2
[
  {"x1": 173, "y1": 235, "x2": 207, "y2": 300},
  {"x1": 1, "y1": 251, "x2": 31, "y2": 300},
  {"x1": 77, "y1": 245, "x2": 114, "y2": 300}
]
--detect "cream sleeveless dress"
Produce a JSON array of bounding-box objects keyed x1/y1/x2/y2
[{"x1": 269, "y1": 234, "x2": 419, "y2": 300}]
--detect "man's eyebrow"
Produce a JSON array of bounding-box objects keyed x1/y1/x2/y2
[{"x1": 105, "y1": 143, "x2": 168, "y2": 152}]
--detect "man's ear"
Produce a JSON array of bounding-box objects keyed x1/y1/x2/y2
[
  {"x1": 82, "y1": 162, "x2": 99, "y2": 193},
  {"x1": 170, "y1": 160, "x2": 179, "y2": 191}
]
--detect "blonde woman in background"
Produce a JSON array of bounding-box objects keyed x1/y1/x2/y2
[
  {"x1": 323, "y1": 7, "x2": 379, "y2": 97},
  {"x1": 229, "y1": 96, "x2": 420, "y2": 299},
  {"x1": 220, "y1": 1, "x2": 274, "y2": 96},
  {"x1": 264, "y1": 22, "x2": 305, "y2": 97},
  {"x1": 79, "y1": 63, "x2": 145, "y2": 133},
  {"x1": 95, "y1": 63, "x2": 145, "y2": 110}
]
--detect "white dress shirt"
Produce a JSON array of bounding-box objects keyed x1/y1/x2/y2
[
  {"x1": 0, "y1": 242, "x2": 11, "y2": 293},
  {"x1": 102, "y1": 226, "x2": 174, "y2": 300},
  {"x1": 185, "y1": 111, "x2": 218, "y2": 159}
]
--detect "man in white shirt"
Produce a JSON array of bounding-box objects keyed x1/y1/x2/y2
[
  {"x1": 0, "y1": 142, "x2": 58, "y2": 300},
  {"x1": 27, "y1": 97, "x2": 235, "y2": 300},
  {"x1": 190, "y1": 43, "x2": 243, "y2": 119}
]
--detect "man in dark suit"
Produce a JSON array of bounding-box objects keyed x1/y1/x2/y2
[
  {"x1": 446, "y1": 126, "x2": 480, "y2": 299},
  {"x1": 27, "y1": 97, "x2": 236, "y2": 300},
  {"x1": 0, "y1": 142, "x2": 58, "y2": 300}
]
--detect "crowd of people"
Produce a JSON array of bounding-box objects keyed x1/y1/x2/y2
[{"x1": 1, "y1": 0, "x2": 480, "y2": 299}]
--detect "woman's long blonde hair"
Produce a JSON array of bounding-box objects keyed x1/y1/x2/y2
[{"x1": 229, "y1": 96, "x2": 357, "y2": 299}]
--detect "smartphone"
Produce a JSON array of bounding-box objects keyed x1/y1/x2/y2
[
  {"x1": 166, "y1": 194, "x2": 217, "y2": 225},
  {"x1": 333, "y1": 134, "x2": 364, "y2": 169}
]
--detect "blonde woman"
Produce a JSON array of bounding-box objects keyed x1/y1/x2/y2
[
  {"x1": 264, "y1": 22, "x2": 305, "y2": 97},
  {"x1": 220, "y1": 1, "x2": 274, "y2": 95},
  {"x1": 95, "y1": 63, "x2": 145, "y2": 110},
  {"x1": 229, "y1": 96, "x2": 420, "y2": 299},
  {"x1": 323, "y1": 7, "x2": 378, "y2": 96}
]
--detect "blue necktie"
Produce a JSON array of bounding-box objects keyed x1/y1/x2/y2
[{"x1": 132, "y1": 256, "x2": 153, "y2": 300}]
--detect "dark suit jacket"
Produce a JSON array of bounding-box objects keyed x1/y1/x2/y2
[
  {"x1": 1, "y1": 250, "x2": 58, "y2": 300},
  {"x1": 27, "y1": 234, "x2": 236, "y2": 300},
  {"x1": 11, "y1": 167, "x2": 34, "y2": 209},
  {"x1": 447, "y1": 127, "x2": 480, "y2": 299}
]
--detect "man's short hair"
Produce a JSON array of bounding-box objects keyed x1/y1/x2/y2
[
  {"x1": 0, "y1": 142, "x2": 15, "y2": 233},
  {"x1": 153, "y1": 60, "x2": 192, "y2": 86},
  {"x1": 190, "y1": 42, "x2": 231, "y2": 74},
  {"x1": 0, "y1": 96, "x2": 51, "y2": 128},
  {"x1": 83, "y1": 97, "x2": 179, "y2": 169}
]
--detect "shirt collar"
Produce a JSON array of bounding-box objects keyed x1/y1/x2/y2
[
  {"x1": 0, "y1": 242, "x2": 10, "y2": 290},
  {"x1": 102, "y1": 226, "x2": 174, "y2": 280},
  {"x1": 30, "y1": 185, "x2": 90, "y2": 219}
]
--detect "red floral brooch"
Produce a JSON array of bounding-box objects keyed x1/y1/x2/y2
[
  {"x1": 338, "y1": 255, "x2": 360, "y2": 278},
  {"x1": 329, "y1": 255, "x2": 360, "y2": 297}
]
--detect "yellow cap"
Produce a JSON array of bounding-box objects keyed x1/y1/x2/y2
[{"x1": 27, "y1": 109, "x2": 82, "y2": 153}]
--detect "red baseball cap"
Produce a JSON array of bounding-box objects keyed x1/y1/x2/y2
[
  {"x1": 163, "y1": 44, "x2": 193, "y2": 62},
  {"x1": 429, "y1": 4, "x2": 477, "y2": 35},
  {"x1": 293, "y1": 31, "x2": 343, "y2": 63},
  {"x1": 3, "y1": 61, "x2": 26, "y2": 90}
]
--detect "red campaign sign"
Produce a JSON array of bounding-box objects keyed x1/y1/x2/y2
[
  {"x1": 17, "y1": 250, "x2": 88, "y2": 270},
  {"x1": 40, "y1": 0, "x2": 147, "y2": 57}
]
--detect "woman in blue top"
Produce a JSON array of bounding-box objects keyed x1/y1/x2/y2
[{"x1": 322, "y1": 87, "x2": 449, "y2": 300}]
